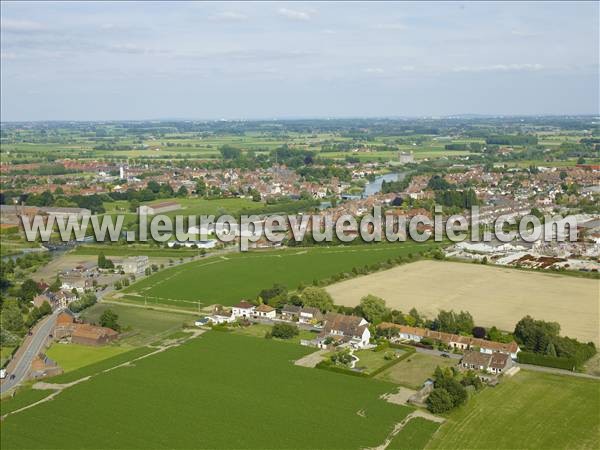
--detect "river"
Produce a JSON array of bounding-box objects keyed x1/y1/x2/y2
[{"x1": 363, "y1": 172, "x2": 407, "y2": 197}]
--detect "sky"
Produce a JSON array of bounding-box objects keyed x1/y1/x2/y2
[{"x1": 1, "y1": 1, "x2": 598, "y2": 121}]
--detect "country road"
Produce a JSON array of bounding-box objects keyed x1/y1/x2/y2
[{"x1": 0, "y1": 309, "x2": 61, "y2": 395}]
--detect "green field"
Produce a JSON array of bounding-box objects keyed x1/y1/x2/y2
[
  {"x1": 353, "y1": 348, "x2": 405, "y2": 375},
  {"x1": 389, "y1": 417, "x2": 441, "y2": 450},
  {"x1": 0, "y1": 332, "x2": 414, "y2": 449},
  {"x1": 80, "y1": 303, "x2": 194, "y2": 346},
  {"x1": 377, "y1": 353, "x2": 458, "y2": 389},
  {"x1": 426, "y1": 370, "x2": 600, "y2": 449},
  {"x1": 46, "y1": 343, "x2": 130, "y2": 373},
  {"x1": 121, "y1": 243, "x2": 440, "y2": 309},
  {"x1": 0, "y1": 388, "x2": 54, "y2": 416}
]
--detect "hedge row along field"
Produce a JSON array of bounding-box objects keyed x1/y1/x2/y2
[{"x1": 121, "y1": 243, "x2": 441, "y2": 308}]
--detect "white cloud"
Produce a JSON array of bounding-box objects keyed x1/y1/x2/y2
[
  {"x1": 364, "y1": 67, "x2": 385, "y2": 74},
  {"x1": 277, "y1": 8, "x2": 314, "y2": 21},
  {"x1": 1, "y1": 18, "x2": 45, "y2": 32},
  {"x1": 452, "y1": 63, "x2": 544, "y2": 72},
  {"x1": 510, "y1": 29, "x2": 540, "y2": 38},
  {"x1": 209, "y1": 11, "x2": 248, "y2": 22}
]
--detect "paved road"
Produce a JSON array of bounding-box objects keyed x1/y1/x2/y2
[
  {"x1": 518, "y1": 363, "x2": 600, "y2": 380},
  {"x1": 414, "y1": 347, "x2": 462, "y2": 360},
  {"x1": 0, "y1": 309, "x2": 61, "y2": 395}
]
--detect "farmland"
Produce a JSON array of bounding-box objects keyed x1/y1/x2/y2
[
  {"x1": 0, "y1": 332, "x2": 417, "y2": 449},
  {"x1": 120, "y1": 243, "x2": 441, "y2": 309},
  {"x1": 426, "y1": 370, "x2": 600, "y2": 450},
  {"x1": 326, "y1": 260, "x2": 600, "y2": 344}
]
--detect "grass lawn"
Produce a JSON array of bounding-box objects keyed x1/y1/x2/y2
[
  {"x1": 43, "y1": 346, "x2": 155, "y2": 385},
  {"x1": 354, "y1": 348, "x2": 405, "y2": 375},
  {"x1": 230, "y1": 323, "x2": 319, "y2": 344},
  {"x1": 1, "y1": 346, "x2": 17, "y2": 367},
  {"x1": 80, "y1": 303, "x2": 194, "y2": 346},
  {"x1": 426, "y1": 370, "x2": 600, "y2": 449},
  {"x1": 46, "y1": 343, "x2": 129, "y2": 373},
  {"x1": 376, "y1": 353, "x2": 457, "y2": 389},
  {"x1": 388, "y1": 418, "x2": 441, "y2": 450},
  {"x1": 0, "y1": 332, "x2": 415, "y2": 449},
  {"x1": 73, "y1": 244, "x2": 203, "y2": 258},
  {"x1": 122, "y1": 243, "x2": 441, "y2": 308}
]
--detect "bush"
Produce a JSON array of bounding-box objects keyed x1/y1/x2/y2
[
  {"x1": 427, "y1": 388, "x2": 454, "y2": 413},
  {"x1": 271, "y1": 323, "x2": 299, "y2": 339},
  {"x1": 517, "y1": 351, "x2": 577, "y2": 371}
]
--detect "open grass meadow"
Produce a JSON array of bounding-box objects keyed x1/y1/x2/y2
[
  {"x1": 0, "y1": 332, "x2": 415, "y2": 449},
  {"x1": 121, "y1": 243, "x2": 441, "y2": 309},
  {"x1": 376, "y1": 353, "x2": 458, "y2": 389},
  {"x1": 81, "y1": 303, "x2": 194, "y2": 345},
  {"x1": 46, "y1": 343, "x2": 130, "y2": 373},
  {"x1": 0, "y1": 388, "x2": 55, "y2": 416},
  {"x1": 426, "y1": 370, "x2": 600, "y2": 450}
]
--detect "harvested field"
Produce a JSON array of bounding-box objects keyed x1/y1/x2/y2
[{"x1": 327, "y1": 260, "x2": 600, "y2": 344}]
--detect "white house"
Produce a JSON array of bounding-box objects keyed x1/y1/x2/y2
[
  {"x1": 232, "y1": 300, "x2": 255, "y2": 319},
  {"x1": 317, "y1": 313, "x2": 371, "y2": 349},
  {"x1": 254, "y1": 304, "x2": 276, "y2": 319}
]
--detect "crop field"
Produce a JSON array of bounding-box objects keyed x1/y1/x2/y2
[
  {"x1": 0, "y1": 332, "x2": 416, "y2": 449},
  {"x1": 121, "y1": 243, "x2": 441, "y2": 309},
  {"x1": 326, "y1": 260, "x2": 600, "y2": 344},
  {"x1": 426, "y1": 370, "x2": 600, "y2": 449},
  {"x1": 376, "y1": 353, "x2": 457, "y2": 389},
  {"x1": 388, "y1": 417, "x2": 441, "y2": 450}
]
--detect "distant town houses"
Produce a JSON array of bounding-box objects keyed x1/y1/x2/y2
[{"x1": 378, "y1": 323, "x2": 520, "y2": 359}]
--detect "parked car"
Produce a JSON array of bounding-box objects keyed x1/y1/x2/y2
[
  {"x1": 441, "y1": 353, "x2": 450, "y2": 358},
  {"x1": 0, "y1": 369, "x2": 6, "y2": 379}
]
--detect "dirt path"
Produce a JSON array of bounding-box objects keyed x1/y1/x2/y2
[
  {"x1": 294, "y1": 349, "x2": 328, "y2": 368},
  {"x1": 365, "y1": 410, "x2": 445, "y2": 450},
  {"x1": 380, "y1": 387, "x2": 418, "y2": 405}
]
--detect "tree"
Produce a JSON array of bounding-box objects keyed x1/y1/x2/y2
[
  {"x1": 1, "y1": 300, "x2": 24, "y2": 332},
  {"x1": 177, "y1": 185, "x2": 188, "y2": 197},
  {"x1": 100, "y1": 309, "x2": 121, "y2": 331},
  {"x1": 472, "y1": 326, "x2": 486, "y2": 339},
  {"x1": 98, "y1": 253, "x2": 114, "y2": 269},
  {"x1": 271, "y1": 323, "x2": 299, "y2": 339},
  {"x1": 359, "y1": 295, "x2": 389, "y2": 324},
  {"x1": 39, "y1": 300, "x2": 52, "y2": 316},
  {"x1": 129, "y1": 199, "x2": 140, "y2": 213},
  {"x1": 427, "y1": 388, "x2": 454, "y2": 413},
  {"x1": 301, "y1": 287, "x2": 334, "y2": 312},
  {"x1": 19, "y1": 278, "x2": 40, "y2": 303}
]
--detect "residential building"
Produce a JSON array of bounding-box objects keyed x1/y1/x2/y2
[
  {"x1": 378, "y1": 323, "x2": 520, "y2": 359},
  {"x1": 232, "y1": 300, "x2": 255, "y2": 319},
  {"x1": 137, "y1": 201, "x2": 181, "y2": 215},
  {"x1": 254, "y1": 304, "x2": 276, "y2": 319},
  {"x1": 316, "y1": 313, "x2": 371, "y2": 349},
  {"x1": 280, "y1": 304, "x2": 301, "y2": 321},
  {"x1": 298, "y1": 307, "x2": 322, "y2": 324},
  {"x1": 119, "y1": 256, "x2": 149, "y2": 274},
  {"x1": 460, "y1": 350, "x2": 513, "y2": 374}
]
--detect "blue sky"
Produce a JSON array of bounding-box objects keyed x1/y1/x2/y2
[{"x1": 1, "y1": 1, "x2": 598, "y2": 121}]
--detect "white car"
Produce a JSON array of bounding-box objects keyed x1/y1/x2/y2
[{"x1": 0, "y1": 369, "x2": 7, "y2": 379}]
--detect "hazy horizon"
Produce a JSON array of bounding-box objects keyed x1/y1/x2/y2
[{"x1": 2, "y1": 1, "x2": 598, "y2": 121}]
